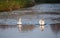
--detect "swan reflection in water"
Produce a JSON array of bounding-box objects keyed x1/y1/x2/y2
[
  {"x1": 39, "y1": 19, "x2": 45, "y2": 31},
  {"x1": 18, "y1": 24, "x2": 22, "y2": 32}
]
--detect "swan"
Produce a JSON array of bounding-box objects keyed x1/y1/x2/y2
[
  {"x1": 17, "y1": 18, "x2": 22, "y2": 25},
  {"x1": 39, "y1": 19, "x2": 45, "y2": 25}
]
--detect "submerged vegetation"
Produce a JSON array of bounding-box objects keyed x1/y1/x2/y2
[{"x1": 0, "y1": 0, "x2": 60, "y2": 12}]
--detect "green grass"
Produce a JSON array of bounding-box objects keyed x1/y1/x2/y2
[{"x1": 0, "y1": 0, "x2": 35, "y2": 12}]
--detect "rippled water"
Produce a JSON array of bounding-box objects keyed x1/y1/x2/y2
[{"x1": 0, "y1": 4, "x2": 60, "y2": 38}]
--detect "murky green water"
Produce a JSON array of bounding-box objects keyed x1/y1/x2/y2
[{"x1": 0, "y1": 4, "x2": 60, "y2": 38}]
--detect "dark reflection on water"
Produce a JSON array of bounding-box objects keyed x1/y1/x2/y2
[
  {"x1": 18, "y1": 25, "x2": 36, "y2": 32},
  {"x1": 50, "y1": 23, "x2": 60, "y2": 33},
  {"x1": 50, "y1": 23, "x2": 60, "y2": 38},
  {"x1": 0, "y1": 25, "x2": 36, "y2": 32},
  {"x1": 0, "y1": 24, "x2": 44, "y2": 32},
  {"x1": 0, "y1": 25, "x2": 17, "y2": 29}
]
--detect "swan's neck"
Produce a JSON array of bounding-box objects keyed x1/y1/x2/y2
[{"x1": 18, "y1": 18, "x2": 22, "y2": 24}]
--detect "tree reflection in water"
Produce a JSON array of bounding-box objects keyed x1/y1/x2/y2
[
  {"x1": 50, "y1": 23, "x2": 60, "y2": 37},
  {"x1": 50, "y1": 23, "x2": 60, "y2": 33},
  {"x1": 18, "y1": 25, "x2": 36, "y2": 32},
  {"x1": 0, "y1": 25, "x2": 36, "y2": 32},
  {"x1": 0, "y1": 25, "x2": 8, "y2": 29},
  {"x1": 0, "y1": 25, "x2": 17, "y2": 30}
]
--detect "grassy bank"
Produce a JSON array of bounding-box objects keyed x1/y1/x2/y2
[{"x1": 0, "y1": 0, "x2": 35, "y2": 12}]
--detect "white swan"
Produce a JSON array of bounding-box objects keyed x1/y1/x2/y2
[
  {"x1": 39, "y1": 19, "x2": 45, "y2": 25},
  {"x1": 17, "y1": 18, "x2": 22, "y2": 24}
]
